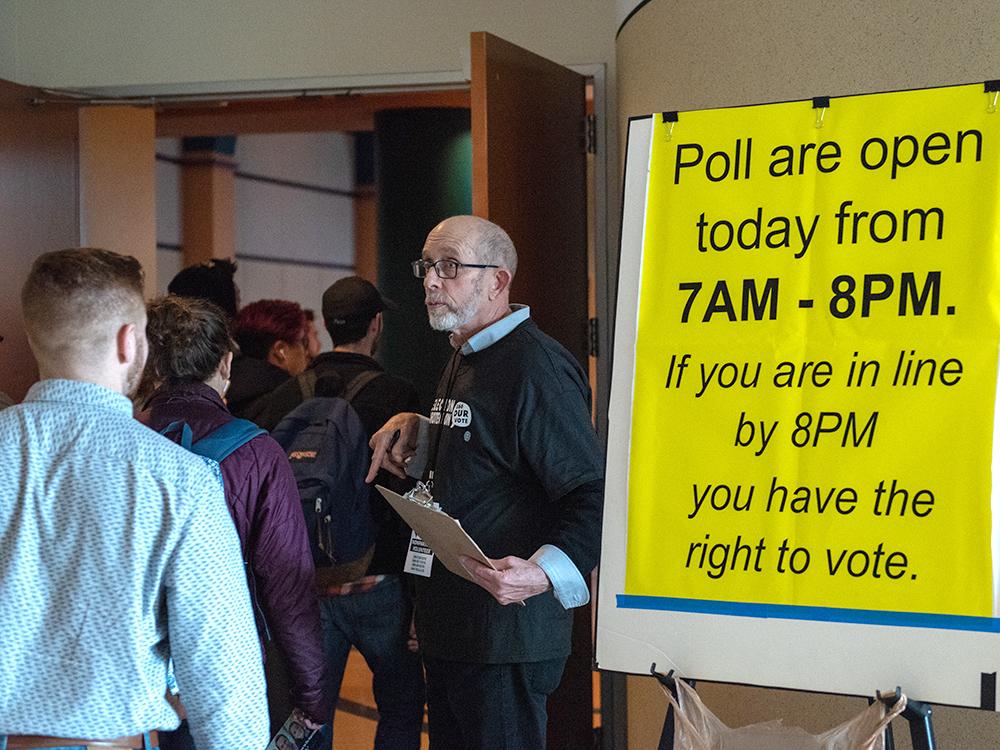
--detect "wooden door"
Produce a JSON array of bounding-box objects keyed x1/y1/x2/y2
[
  {"x1": 470, "y1": 32, "x2": 593, "y2": 749},
  {"x1": 0, "y1": 80, "x2": 157, "y2": 402},
  {"x1": 471, "y1": 31, "x2": 589, "y2": 368},
  {"x1": 0, "y1": 78, "x2": 81, "y2": 400}
]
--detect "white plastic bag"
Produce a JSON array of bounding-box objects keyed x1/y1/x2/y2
[{"x1": 662, "y1": 678, "x2": 907, "y2": 750}]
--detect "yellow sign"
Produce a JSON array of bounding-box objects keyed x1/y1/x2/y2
[{"x1": 625, "y1": 84, "x2": 1000, "y2": 625}]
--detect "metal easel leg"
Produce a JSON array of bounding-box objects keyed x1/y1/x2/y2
[
  {"x1": 883, "y1": 721, "x2": 896, "y2": 750},
  {"x1": 652, "y1": 665, "x2": 677, "y2": 750},
  {"x1": 879, "y1": 687, "x2": 935, "y2": 750},
  {"x1": 651, "y1": 664, "x2": 696, "y2": 750},
  {"x1": 870, "y1": 696, "x2": 895, "y2": 750},
  {"x1": 903, "y1": 697, "x2": 936, "y2": 750}
]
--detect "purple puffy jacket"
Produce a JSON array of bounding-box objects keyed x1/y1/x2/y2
[{"x1": 139, "y1": 382, "x2": 330, "y2": 724}]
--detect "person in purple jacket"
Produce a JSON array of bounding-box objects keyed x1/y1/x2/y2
[{"x1": 138, "y1": 295, "x2": 331, "y2": 747}]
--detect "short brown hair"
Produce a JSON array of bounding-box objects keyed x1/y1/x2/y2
[
  {"x1": 145, "y1": 295, "x2": 236, "y2": 384},
  {"x1": 21, "y1": 247, "x2": 145, "y2": 361}
]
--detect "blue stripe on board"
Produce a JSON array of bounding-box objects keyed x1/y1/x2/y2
[{"x1": 616, "y1": 595, "x2": 1000, "y2": 633}]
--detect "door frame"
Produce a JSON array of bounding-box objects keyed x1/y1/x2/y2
[
  {"x1": 70, "y1": 60, "x2": 624, "y2": 747},
  {"x1": 79, "y1": 64, "x2": 614, "y2": 435}
]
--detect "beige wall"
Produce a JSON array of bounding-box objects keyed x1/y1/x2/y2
[
  {"x1": 618, "y1": 0, "x2": 1000, "y2": 121},
  {"x1": 79, "y1": 106, "x2": 157, "y2": 293},
  {"x1": 0, "y1": 12, "x2": 17, "y2": 82},
  {"x1": 617, "y1": 0, "x2": 1000, "y2": 747},
  {"x1": 0, "y1": 98, "x2": 158, "y2": 400},
  {"x1": 0, "y1": 79, "x2": 80, "y2": 401},
  {"x1": 0, "y1": 0, "x2": 614, "y2": 90}
]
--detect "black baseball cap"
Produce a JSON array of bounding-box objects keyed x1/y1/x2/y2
[{"x1": 322, "y1": 276, "x2": 396, "y2": 326}]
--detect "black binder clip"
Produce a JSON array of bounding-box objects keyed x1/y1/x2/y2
[
  {"x1": 985, "y1": 81, "x2": 1000, "y2": 114},
  {"x1": 661, "y1": 111, "x2": 678, "y2": 141},
  {"x1": 812, "y1": 96, "x2": 830, "y2": 129}
]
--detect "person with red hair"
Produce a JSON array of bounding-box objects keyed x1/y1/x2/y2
[{"x1": 228, "y1": 299, "x2": 312, "y2": 421}]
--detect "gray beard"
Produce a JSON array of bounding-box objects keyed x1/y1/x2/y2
[
  {"x1": 427, "y1": 276, "x2": 484, "y2": 332},
  {"x1": 428, "y1": 307, "x2": 463, "y2": 332}
]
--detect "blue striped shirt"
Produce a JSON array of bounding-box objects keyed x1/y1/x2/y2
[{"x1": 0, "y1": 380, "x2": 268, "y2": 749}]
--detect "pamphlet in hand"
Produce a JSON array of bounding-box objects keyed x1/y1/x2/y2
[{"x1": 265, "y1": 711, "x2": 322, "y2": 750}]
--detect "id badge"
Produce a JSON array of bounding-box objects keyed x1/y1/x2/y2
[{"x1": 404, "y1": 530, "x2": 434, "y2": 577}]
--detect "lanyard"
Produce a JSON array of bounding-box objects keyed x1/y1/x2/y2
[{"x1": 424, "y1": 348, "x2": 464, "y2": 486}]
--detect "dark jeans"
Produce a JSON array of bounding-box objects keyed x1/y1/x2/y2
[
  {"x1": 317, "y1": 575, "x2": 425, "y2": 750},
  {"x1": 423, "y1": 656, "x2": 566, "y2": 750}
]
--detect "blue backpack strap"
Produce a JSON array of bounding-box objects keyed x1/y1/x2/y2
[
  {"x1": 189, "y1": 418, "x2": 267, "y2": 464},
  {"x1": 159, "y1": 420, "x2": 194, "y2": 450},
  {"x1": 159, "y1": 417, "x2": 271, "y2": 639}
]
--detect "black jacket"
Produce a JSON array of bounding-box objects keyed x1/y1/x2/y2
[{"x1": 227, "y1": 355, "x2": 292, "y2": 423}]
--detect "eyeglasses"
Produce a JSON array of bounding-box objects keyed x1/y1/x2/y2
[{"x1": 411, "y1": 259, "x2": 499, "y2": 279}]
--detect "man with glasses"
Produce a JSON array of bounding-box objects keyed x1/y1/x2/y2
[{"x1": 367, "y1": 215, "x2": 604, "y2": 750}]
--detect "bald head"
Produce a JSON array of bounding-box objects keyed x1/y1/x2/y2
[
  {"x1": 21, "y1": 248, "x2": 146, "y2": 380},
  {"x1": 421, "y1": 217, "x2": 520, "y2": 342},
  {"x1": 427, "y1": 216, "x2": 518, "y2": 279}
]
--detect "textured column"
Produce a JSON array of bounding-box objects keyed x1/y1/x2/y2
[
  {"x1": 180, "y1": 136, "x2": 236, "y2": 267},
  {"x1": 78, "y1": 105, "x2": 156, "y2": 292}
]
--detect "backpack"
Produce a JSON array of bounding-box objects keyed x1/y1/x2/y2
[
  {"x1": 160, "y1": 418, "x2": 266, "y2": 484},
  {"x1": 270, "y1": 369, "x2": 381, "y2": 584},
  {"x1": 159, "y1": 417, "x2": 270, "y2": 637}
]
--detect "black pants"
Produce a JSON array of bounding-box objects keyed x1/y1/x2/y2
[
  {"x1": 158, "y1": 721, "x2": 194, "y2": 750},
  {"x1": 159, "y1": 644, "x2": 288, "y2": 750},
  {"x1": 423, "y1": 656, "x2": 566, "y2": 750}
]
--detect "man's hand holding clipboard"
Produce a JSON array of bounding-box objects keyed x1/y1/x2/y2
[
  {"x1": 458, "y1": 554, "x2": 553, "y2": 606},
  {"x1": 376, "y1": 485, "x2": 548, "y2": 607}
]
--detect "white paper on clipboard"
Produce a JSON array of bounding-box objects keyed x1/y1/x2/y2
[{"x1": 376, "y1": 484, "x2": 496, "y2": 583}]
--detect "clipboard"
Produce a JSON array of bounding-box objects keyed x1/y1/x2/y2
[{"x1": 377, "y1": 484, "x2": 496, "y2": 583}]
